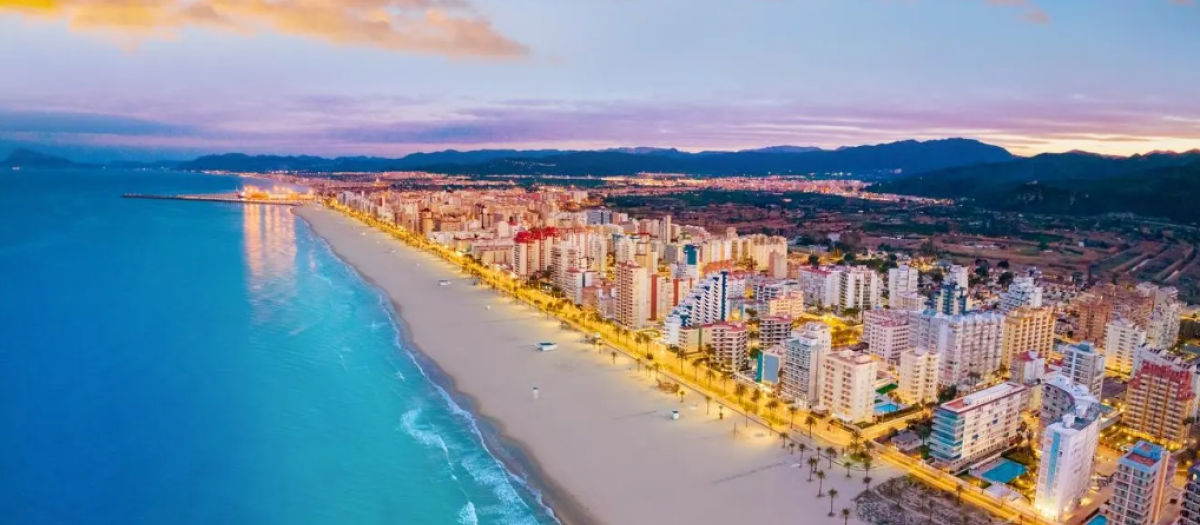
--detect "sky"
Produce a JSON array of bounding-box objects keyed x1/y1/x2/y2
[{"x1": 1, "y1": 0, "x2": 1198, "y2": 161}]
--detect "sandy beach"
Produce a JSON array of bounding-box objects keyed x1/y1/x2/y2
[{"x1": 295, "y1": 204, "x2": 897, "y2": 525}]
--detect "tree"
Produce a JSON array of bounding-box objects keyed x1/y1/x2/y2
[
  {"x1": 808, "y1": 254, "x2": 820, "y2": 268},
  {"x1": 863, "y1": 475, "x2": 873, "y2": 491},
  {"x1": 734, "y1": 383, "x2": 748, "y2": 413},
  {"x1": 845, "y1": 455, "x2": 855, "y2": 478},
  {"x1": 766, "y1": 399, "x2": 781, "y2": 421},
  {"x1": 611, "y1": 350, "x2": 617, "y2": 364},
  {"x1": 827, "y1": 489, "x2": 839, "y2": 517},
  {"x1": 807, "y1": 457, "x2": 819, "y2": 482},
  {"x1": 705, "y1": 395, "x2": 712, "y2": 415},
  {"x1": 805, "y1": 415, "x2": 817, "y2": 438},
  {"x1": 787, "y1": 405, "x2": 799, "y2": 429},
  {"x1": 816, "y1": 470, "x2": 827, "y2": 497},
  {"x1": 998, "y1": 271, "x2": 1015, "y2": 287},
  {"x1": 825, "y1": 446, "x2": 836, "y2": 468},
  {"x1": 842, "y1": 508, "x2": 852, "y2": 525},
  {"x1": 798, "y1": 442, "x2": 807, "y2": 459}
]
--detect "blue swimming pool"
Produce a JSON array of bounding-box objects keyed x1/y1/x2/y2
[
  {"x1": 874, "y1": 401, "x2": 900, "y2": 415},
  {"x1": 981, "y1": 459, "x2": 1026, "y2": 484},
  {"x1": 1085, "y1": 515, "x2": 1108, "y2": 525}
]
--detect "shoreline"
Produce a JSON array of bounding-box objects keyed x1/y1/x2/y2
[
  {"x1": 293, "y1": 208, "x2": 597, "y2": 525},
  {"x1": 294, "y1": 203, "x2": 894, "y2": 525}
]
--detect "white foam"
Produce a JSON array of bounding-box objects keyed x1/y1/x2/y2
[{"x1": 458, "y1": 502, "x2": 479, "y2": 525}]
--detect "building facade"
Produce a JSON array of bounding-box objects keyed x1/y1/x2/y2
[
  {"x1": 898, "y1": 349, "x2": 939, "y2": 405},
  {"x1": 819, "y1": 349, "x2": 878, "y2": 424},
  {"x1": 782, "y1": 322, "x2": 832, "y2": 409},
  {"x1": 1001, "y1": 306, "x2": 1055, "y2": 369},
  {"x1": 1109, "y1": 441, "x2": 1169, "y2": 525},
  {"x1": 930, "y1": 382, "x2": 1027, "y2": 471}
]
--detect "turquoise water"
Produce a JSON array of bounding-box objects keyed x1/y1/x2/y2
[
  {"x1": 0, "y1": 169, "x2": 558, "y2": 525},
  {"x1": 1086, "y1": 514, "x2": 1109, "y2": 525},
  {"x1": 980, "y1": 459, "x2": 1026, "y2": 484},
  {"x1": 874, "y1": 401, "x2": 901, "y2": 415}
]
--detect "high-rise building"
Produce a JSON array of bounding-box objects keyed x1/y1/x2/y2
[
  {"x1": 909, "y1": 311, "x2": 1005, "y2": 386},
  {"x1": 1109, "y1": 441, "x2": 1170, "y2": 525},
  {"x1": 782, "y1": 322, "x2": 832, "y2": 409},
  {"x1": 1180, "y1": 465, "x2": 1200, "y2": 525},
  {"x1": 1000, "y1": 306, "x2": 1055, "y2": 369},
  {"x1": 999, "y1": 275, "x2": 1044, "y2": 314},
  {"x1": 834, "y1": 266, "x2": 882, "y2": 313},
  {"x1": 864, "y1": 309, "x2": 911, "y2": 365},
  {"x1": 797, "y1": 268, "x2": 838, "y2": 308},
  {"x1": 616, "y1": 261, "x2": 649, "y2": 329},
  {"x1": 898, "y1": 348, "x2": 939, "y2": 405},
  {"x1": 1040, "y1": 374, "x2": 1098, "y2": 431},
  {"x1": 1034, "y1": 395, "x2": 1101, "y2": 522},
  {"x1": 758, "y1": 315, "x2": 793, "y2": 350},
  {"x1": 703, "y1": 322, "x2": 749, "y2": 373},
  {"x1": 819, "y1": 349, "x2": 878, "y2": 424},
  {"x1": 888, "y1": 264, "x2": 920, "y2": 299},
  {"x1": 933, "y1": 283, "x2": 969, "y2": 316},
  {"x1": 1142, "y1": 284, "x2": 1182, "y2": 351},
  {"x1": 892, "y1": 292, "x2": 927, "y2": 312},
  {"x1": 947, "y1": 265, "x2": 971, "y2": 288},
  {"x1": 1074, "y1": 292, "x2": 1114, "y2": 344},
  {"x1": 930, "y1": 382, "x2": 1027, "y2": 471},
  {"x1": 1011, "y1": 350, "x2": 1048, "y2": 410},
  {"x1": 1105, "y1": 317, "x2": 1147, "y2": 375},
  {"x1": 1125, "y1": 349, "x2": 1197, "y2": 447},
  {"x1": 662, "y1": 271, "x2": 730, "y2": 345},
  {"x1": 1061, "y1": 342, "x2": 1106, "y2": 399}
]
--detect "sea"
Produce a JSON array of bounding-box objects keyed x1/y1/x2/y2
[{"x1": 0, "y1": 169, "x2": 560, "y2": 525}]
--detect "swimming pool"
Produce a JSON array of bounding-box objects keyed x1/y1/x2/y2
[
  {"x1": 980, "y1": 459, "x2": 1026, "y2": 484},
  {"x1": 1085, "y1": 515, "x2": 1108, "y2": 525},
  {"x1": 874, "y1": 401, "x2": 901, "y2": 415}
]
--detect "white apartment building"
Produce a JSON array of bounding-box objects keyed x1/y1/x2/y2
[
  {"x1": 865, "y1": 309, "x2": 912, "y2": 365},
  {"x1": 820, "y1": 349, "x2": 878, "y2": 424},
  {"x1": 930, "y1": 382, "x2": 1027, "y2": 470},
  {"x1": 615, "y1": 261, "x2": 649, "y2": 329},
  {"x1": 834, "y1": 266, "x2": 883, "y2": 313},
  {"x1": 1061, "y1": 341, "x2": 1106, "y2": 399},
  {"x1": 1106, "y1": 317, "x2": 1147, "y2": 375},
  {"x1": 892, "y1": 292, "x2": 928, "y2": 312},
  {"x1": 782, "y1": 322, "x2": 832, "y2": 409},
  {"x1": 888, "y1": 264, "x2": 920, "y2": 299},
  {"x1": 797, "y1": 268, "x2": 838, "y2": 308},
  {"x1": 1110, "y1": 441, "x2": 1170, "y2": 525},
  {"x1": 1035, "y1": 400, "x2": 1101, "y2": 522},
  {"x1": 898, "y1": 349, "x2": 940, "y2": 405},
  {"x1": 662, "y1": 271, "x2": 730, "y2": 345},
  {"x1": 999, "y1": 276, "x2": 1044, "y2": 314},
  {"x1": 1142, "y1": 284, "x2": 1182, "y2": 351},
  {"x1": 766, "y1": 290, "x2": 805, "y2": 318},
  {"x1": 947, "y1": 264, "x2": 971, "y2": 288},
  {"x1": 909, "y1": 311, "x2": 1006, "y2": 387}
]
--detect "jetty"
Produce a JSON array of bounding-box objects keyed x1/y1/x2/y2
[{"x1": 121, "y1": 193, "x2": 309, "y2": 206}]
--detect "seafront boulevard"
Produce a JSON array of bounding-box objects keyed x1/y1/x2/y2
[{"x1": 317, "y1": 199, "x2": 1059, "y2": 525}]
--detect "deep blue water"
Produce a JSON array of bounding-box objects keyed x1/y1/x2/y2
[{"x1": 0, "y1": 169, "x2": 558, "y2": 525}]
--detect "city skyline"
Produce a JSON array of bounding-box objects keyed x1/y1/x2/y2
[{"x1": 2, "y1": 0, "x2": 1199, "y2": 160}]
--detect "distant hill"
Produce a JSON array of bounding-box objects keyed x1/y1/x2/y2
[
  {"x1": 1, "y1": 148, "x2": 81, "y2": 169},
  {"x1": 739, "y1": 145, "x2": 823, "y2": 154},
  {"x1": 177, "y1": 138, "x2": 1006, "y2": 176},
  {"x1": 871, "y1": 150, "x2": 1200, "y2": 222}
]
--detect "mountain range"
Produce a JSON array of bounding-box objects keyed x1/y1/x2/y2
[
  {"x1": 2, "y1": 139, "x2": 1013, "y2": 176},
  {"x1": 870, "y1": 150, "x2": 1200, "y2": 223}
]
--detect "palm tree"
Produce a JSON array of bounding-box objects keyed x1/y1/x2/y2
[
  {"x1": 850, "y1": 428, "x2": 864, "y2": 451},
  {"x1": 863, "y1": 475, "x2": 872, "y2": 491},
  {"x1": 692, "y1": 357, "x2": 706, "y2": 381},
  {"x1": 787, "y1": 405, "x2": 798, "y2": 429},
  {"x1": 734, "y1": 383, "x2": 748, "y2": 411},
  {"x1": 610, "y1": 350, "x2": 617, "y2": 364},
  {"x1": 704, "y1": 367, "x2": 717, "y2": 387},
  {"x1": 704, "y1": 395, "x2": 712, "y2": 415},
  {"x1": 635, "y1": 358, "x2": 643, "y2": 374},
  {"x1": 827, "y1": 489, "x2": 838, "y2": 517},
  {"x1": 807, "y1": 457, "x2": 819, "y2": 482},
  {"x1": 825, "y1": 446, "x2": 836, "y2": 468},
  {"x1": 816, "y1": 470, "x2": 827, "y2": 497},
  {"x1": 845, "y1": 455, "x2": 855, "y2": 478},
  {"x1": 841, "y1": 508, "x2": 852, "y2": 525},
  {"x1": 798, "y1": 443, "x2": 808, "y2": 460},
  {"x1": 862, "y1": 457, "x2": 874, "y2": 482},
  {"x1": 766, "y1": 399, "x2": 780, "y2": 422},
  {"x1": 749, "y1": 389, "x2": 763, "y2": 415},
  {"x1": 805, "y1": 415, "x2": 816, "y2": 438}
]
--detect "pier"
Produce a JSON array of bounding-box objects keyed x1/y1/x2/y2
[{"x1": 121, "y1": 193, "x2": 308, "y2": 206}]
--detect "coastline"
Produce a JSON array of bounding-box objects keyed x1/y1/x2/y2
[
  {"x1": 294, "y1": 204, "x2": 895, "y2": 525},
  {"x1": 294, "y1": 208, "x2": 593, "y2": 525}
]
